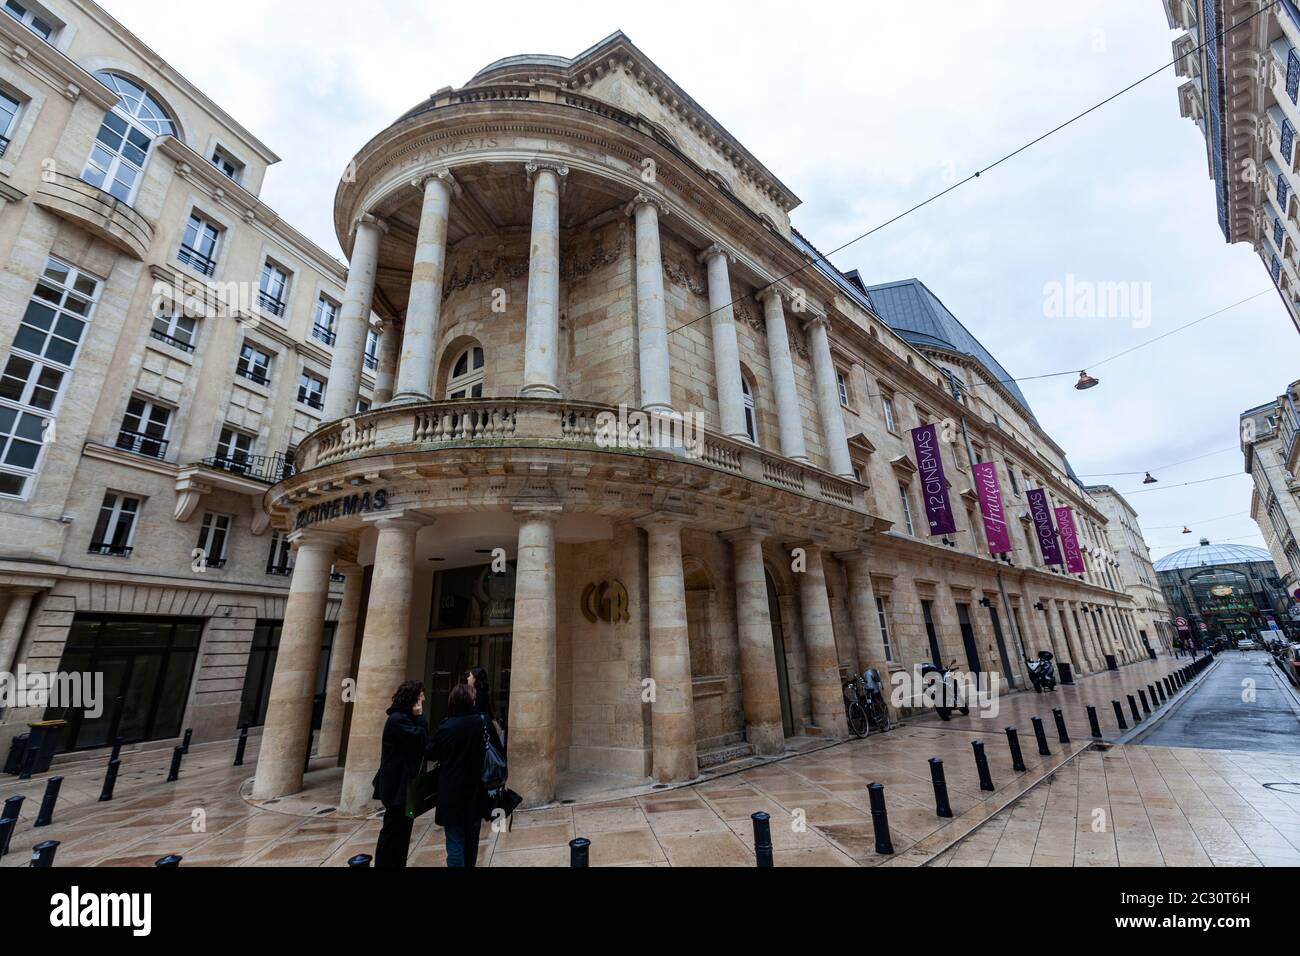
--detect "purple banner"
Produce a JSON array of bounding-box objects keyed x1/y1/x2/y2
[
  {"x1": 911, "y1": 423, "x2": 956, "y2": 535},
  {"x1": 972, "y1": 461, "x2": 1011, "y2": 554},
  {"x1": 1027, "y1": 488, "x2": 1062, "y2": 565},
  {"x1": 1055, "y1": 506, "x2": 1087, "y2": 574}
]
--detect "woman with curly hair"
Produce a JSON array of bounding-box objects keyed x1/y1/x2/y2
[{"x1": 371, "y1": 678, "x2": 428, "y2": 867}]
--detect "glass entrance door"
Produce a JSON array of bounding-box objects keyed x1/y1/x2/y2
[
  {"x1": 426, "y1": 632, "x2": 512, "y2": 731},
  {"x1": 765, "y1": 572, "x2": 795, "y2": 737}
]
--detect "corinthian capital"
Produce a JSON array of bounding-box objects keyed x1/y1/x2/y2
[
  {"x1": 624, "y1": 191, "x2": 670, "y2": 218},
  {"x1": 525, "y1": 160, "x2": 570, "y2": 190}
]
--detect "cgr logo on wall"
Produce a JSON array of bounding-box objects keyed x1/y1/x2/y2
[{"x1": 49, "y1": 886, "x2": 151, "y2": 936}]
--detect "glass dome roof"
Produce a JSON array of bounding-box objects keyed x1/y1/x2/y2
[{"x1": 1153, "y1": 538, "x2": 1275, "y2": 572}]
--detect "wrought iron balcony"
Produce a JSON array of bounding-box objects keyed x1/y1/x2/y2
[
  {"x1": 298, "y1": 391, "x2": 324, "y2": 410},
  {"x1": 149, "y1": 328, "x2": 195, "y2": 353},
  {"x1": 236, "y1": 365, "x2": 270, "y2": 386},
  {"x1": 363, "y1": 352, "x2": 378, "y2": 371},
  {"x1": 311, "y1": 324, "x2": 336, "y2": 346},
  {"x1": 265, "y1": 563, "x2": 293, "y2": 577},
  {"x1": 88, "y1": 542, "x2": 133, "y2": 556},
  {"x1": 177, "y1": 244, "x2": 216, "y2": 277},
  {"x1": 115, "y1": 429, "x2": 169, "y2": 460},
  {"x1": 0, "y1": 135, "x2": 8, "y2": 158},
  {"x1": 258, "y1": 291, "x2": 286, "y2": 316},
  {"x1": 200, "y1": 451, "x2": 295, "y2": 484},
  {"x1": 202, "y1": 556, "x2": 227, "y2": 569}
]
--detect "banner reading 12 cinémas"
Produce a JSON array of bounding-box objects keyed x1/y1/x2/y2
[
  {"x1": 1027, "y1": 487, "x2": 1062, "y2": 565},
  {"x1": 911, "y1": 423, "x2": 956, "y2": 535},
  {"x1": 1054, "y1": 506, "x2": 1087, "y2": 574},
  {"x1": 972, "y1": 461, "x2": 1011, "y2": 554}
]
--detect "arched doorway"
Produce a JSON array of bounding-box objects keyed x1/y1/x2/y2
[{"x1": 765, "y1": 570, "x2": 795, "y2": 737}]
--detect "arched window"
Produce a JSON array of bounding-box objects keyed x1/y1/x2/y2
[
  {"x1": 446, "y1": 345, "x2": 484, "y2": 399},
  {"x1": 82, "y1": 72, "x2": 176, "y2": 204},
  {"x1": 741, "y1": 374, "x2": 757, "y2": 443}
]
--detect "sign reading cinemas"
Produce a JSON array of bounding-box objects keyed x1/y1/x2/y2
[
  {"x1": 1027, "y1": 488, "x2": 1061, "y2": 565},
  {"x1": 911, "y1": 423, "x2": 956, "y2": 535},
  {"x1": 293, "y1": 489, "x2": 389, "y2": 529}
]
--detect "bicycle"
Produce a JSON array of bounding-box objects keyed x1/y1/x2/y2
[{"x1": 843, "y1": 670, "x2": 891, "y2": 737}]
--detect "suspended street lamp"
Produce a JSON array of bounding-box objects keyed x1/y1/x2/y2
[
  {"x1": 1075, "y1": 371, "x2": 1100, "y2": 390},
  {"x1": 1143, "y1": 472, "x2": 1158, "y2": 484}
]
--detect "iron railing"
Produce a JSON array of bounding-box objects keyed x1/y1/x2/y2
[
  {"x1": 200, "y1": 451, "x2": 295, "y2": 484},
  {"x1": 177, "y1": 243, "x2": 216, "y2": 277},
  {"x1": 115, "y1": 429, "x2": 168, "y2": 460}
]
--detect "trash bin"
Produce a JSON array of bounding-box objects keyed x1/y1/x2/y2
[
  {"x1": 1057, "y1": 661, "x2": 1074, "y2": 685},
  {"x1": 19, "y1": 721, "x2": 65, "y2": 776},
  {"x1": 1105, "y1": 654, "x2": 1118, "y2": 672},
  {"x1": 3, "y1": 734, "x2": 28, "y2": 775}
]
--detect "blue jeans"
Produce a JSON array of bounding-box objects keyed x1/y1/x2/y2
[{"x1": 444, "y1": 821, "x2": 481, "y2": 868}]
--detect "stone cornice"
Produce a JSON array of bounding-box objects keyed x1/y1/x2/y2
[{"x1": 0, "y1": 15, "x2": 115, "y2": 109}]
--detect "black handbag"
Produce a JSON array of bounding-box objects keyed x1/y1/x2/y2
[
  {"x1": 405, "y1": 760, "x2": 439, "y2": 820},
  {"x1": 481, "y1": 715, "x2": 508, "y2": 791}
]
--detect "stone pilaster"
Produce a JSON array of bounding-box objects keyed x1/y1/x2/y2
[
  {"x1": 640, "y1": 515, "x2": 698, "y2": 781},
  {"x1": 758, "y1": 285, "x2": 809, "y2": 462},
  {"x1": 520, "y1": 162, "x2": 568, "y2": 398},
  {"x1": 794, "y1": 543, "x2": 848, "y2": 735},
  {"x1": 699, "y1": 244, "x2": 748, "y2": 442},
  {"x1": 722, "y1": 529, "x2": 785, "y2": 756},
  {"x1": 393, "y1": 170, "x2": 456, "y2": 404},
  {"x1": 322, "y1": 214, "x2": 386, "y2": 421},
  {"x1": 252, "y1": 530, "x2": 344, "y2": 800},
  {"x1": 627, "y1": 193, "x2": 672, "y2": 414},
  {"x1": 0, "y1": 588, "x2": 38, "y2": 674},
  {"x1": 317, "y1": 563, "x2": 364, "y2": 760}
]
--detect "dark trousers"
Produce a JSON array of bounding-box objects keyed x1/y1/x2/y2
[
  {"x1": 375, "y1": 804, "x2": 414, "y2": 868},
  {"x1": 444, "y1": 820, "x2": 481, "y2": 868}
]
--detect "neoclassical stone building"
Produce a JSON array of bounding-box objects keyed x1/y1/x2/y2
[{"x1": 0, "y1": 8, "x2": 1156, "y2": 812}]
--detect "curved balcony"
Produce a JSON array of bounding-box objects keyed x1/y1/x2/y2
[
  {"x1": 282, "y1": 397, "x2": 873, "y2": 521},
  {"x1": 32, "y1": 171, "x2": 154, "y2": 261}
]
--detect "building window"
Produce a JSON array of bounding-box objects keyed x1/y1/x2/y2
[
  {"x1": 898, "y1": 482, "x2": 915, "y2": 535},
  {"x1": 446, "y1": 345, "x2": 484, "y2": 399},
  {"x1": 116, "y1": 395, "x2": 172, "y2": 459},
  {"x1": 0, "y1": 259, "x2": 100, "y2": 497},
  {"x1": 921, "y1": 598, "x2": 942, "y2": 663},
  {"x1": 177, "y1": 212, "x2": 220, "y2": 276},
  {"x1": 298, "y1": 370, "x2": 326, "y2": 409},
  {"x1": 364, "y1": 327, "x2": 380, "y2": 370},
  {"x1": 1007, "y1": 464, "x2": 1020, "y2": 496},
  {"x1": 741, "y1": 374, "x2": 757, "y2": 442},
  {"x1": 836, "y1": 368, "x2": 850, "y2": 407},
  {"x1": 0, "y1": 88, "x2": 20, "y2": 155},
  {"x1": 875, "y1": 596, "x2": 895, "y2": 662},
  {"x1": 210, "y1": 146, "x2": 243, "y2": 183},
  {"x1": 312, "y1": 296, "x2": 338, "y2": 346},
  {"x1": 195, "y1": 512, "x2": 231, "y2": 568},
  {"x1": 882, "y1": 393, "x2": 897, "y2": 433},
  {"x1": 4, "y1": 0, "x2": 59, "y2": 42},
  {"x1": 150, "y1": 310, "x2": 197, "y2": 352},
  {"x1": 216, "y1": 426, "x2": 254, "y2": 464},
  {"x1": 265, "y1": 531, "x2": 293, "y2": 576},
  {"x1": 90, "y1": 492, "x2": 140, "y2": 555},
  {"x1": 258, "y1": 261, "x2": 290, "y2": 317},
  {"x1": 82, "y1": 72, "x2": 175, "y2": 204},
  {"x1": 236, "y1": 343, "x2": 272, "y2": 385}
]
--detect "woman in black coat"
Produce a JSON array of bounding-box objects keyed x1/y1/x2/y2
[
  {"x1": 429, "y1": 683, "x2": 488, "y2": 867},
  {"x1": 371, "y1": 680, "x2": 428, "y2": 868}
]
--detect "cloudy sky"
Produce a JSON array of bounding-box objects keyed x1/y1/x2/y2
[{"x1": 102, "y1": 0, "x2": 1296, "y2": 562}]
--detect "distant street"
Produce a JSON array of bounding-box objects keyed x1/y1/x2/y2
[{"x1": 1135, "y1": 651, "x2": 1300, "y2": 754}]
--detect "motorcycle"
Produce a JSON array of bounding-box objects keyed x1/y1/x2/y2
[
  {"x1": 1024, "y1": 650, "x2": 1056, "y2": 693},
  {"x1": 921, "y1": 659, "x2": 970, "y2": 720}
]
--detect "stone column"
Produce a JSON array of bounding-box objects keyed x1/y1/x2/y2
[
  {"x1": 699, "y1": 244, "x2": 749, "y2": 441},
  {"x1": 722, "y1": 529, "x2": 784, "y2": 756},
  {"x1": 520, "y1": 162, "x2": 568, "y2": 399},
  {"x1": 0, "y1": 588, "x2": 38, "y2": 674},
  {"x1": 759, "y1": 286, "x2": 809, "y2": 462},
  {"x1": 805, "y1": 314, "x2": 854, "y2": 478},
  {"x1": 252, "y1": 530, "x2": 343, "y2": 800},
  {"x1": 393, "y1": 170, "x2": 456, "y2": 404},
  {"x1": 639, "y1": 515, "x2": 698, "y2": 781},
  {"x1": 373, "y1": 319, "x2": 401, "y2": 405},
  {"x1": 338, "y1": 515, "x2": 425, "y2": 815},
  {"x1": 317, "y1": 563, "x2": 364, "y2": 760},
  {"x1": 322, "y1": 214, "x2": 386, "y2": 421},
  {"x1": 838, "y1": 549, "x2": 890, "y2": 675},
  {"x1": 508, "y1": 505, "x2": 561, "y2": 805},
  {"x1": 794, "y1": 543, "x2": 848, "y2": 736},
  {"x1": 627, "y1": 193, "x2": 673, "y2": 415}
]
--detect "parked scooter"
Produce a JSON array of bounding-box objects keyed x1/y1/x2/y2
[
  {"x1": 1024, "y1": 650, "x2": 1057, "y2": 693},
  {"x1": 921, "y1": 660, "x2": 970, "y2": 720}
]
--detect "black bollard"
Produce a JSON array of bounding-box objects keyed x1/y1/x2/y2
[
  {"x1": 972, "y1": 740, "x2": 995, "y2": 791},
  {"x1": 30, "y1": 839, "x2": 59, "y2": 867},
  {"x1": 234, "y1": 725, "x2": 249, "y2": 767},
  {"x1": 166, "y1": 745, "x2": 184, "y2": 782},
  {"x1": 1052, "y1": 707, "x2": 1070, "y2": 744},
  {"x1": 110, "y1": 736, "x2": 125, "y2": 763},
  {"x1": 1113, "y1": 699, "x2": 1129, "y2": 731},
  {"x1": 155, "y1": 855, "x2": 183, "y2": 867},
  {"x1": 181, "y1": 729, "x2": 193, "y2": 754},
  {"x1": 1138, "y1": 689, "x2": 1151, "y2": 715},
  {"x1": 99, "y1": 758, "x2": 121, "y2": 802},
  {"x1": 1030, "y1": 716, "x2": 1051, "y2": 756},
  {"x1": 2, "y1": 794, "x2": 23, "y2": 827},
  {"x1": 751, "y1": 812, "x2": 774, "y2": 867},
  {"x1": 1127, "y1": 694, "x2": 1142, "y2": 724},
  {"x1": 569, "y1": 837, "x2": 591, "y2": 867},
  {"x1": 867, "y1": 783, "x2": 894, "y2": 854},
  {"x1": 1087, "y1": 705, "x2": 1103, "y2": 739},
  {"x1": 0, "y1": 817, "x2": 14, "y2": 860},
  {"x1": 34, "y1": 776, "x2": 62, "y2": 827},
  {"x1": 1005, "y1": 727, "x2": 1027, "y2": 771},
  {"x1": 929, "y1": 758, "x2": 953, "y2": 818},
  {"x1": 347, "y1": 854, "x2": 372, "y2": 867},
  {"x1": 1154, "y1": 682, "x2": 1165, "y2": 705}
]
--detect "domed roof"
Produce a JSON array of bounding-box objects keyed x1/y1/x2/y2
[{"x1": 1153, "y1": 538, "x2": 1275, "y2": 572}]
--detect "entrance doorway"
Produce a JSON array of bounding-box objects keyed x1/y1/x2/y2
[
  {"x1": 955, "y1": 602, "x2": 982, "y2": 673},
  {"x1": 425, "y1": 562, "x2": 516, "y2": 733},
  {"x1": 765, "y1": 572, "x2": 795, "y2": 737}
]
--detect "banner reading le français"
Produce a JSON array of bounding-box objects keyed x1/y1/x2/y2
[
  {"x1": 972, "y1": 461, "x2": 1011, "y2": 554},
  {"x1": 1027, "y1": 487, "x2": 1062, "y2": 565},
  {"x1": 1054, "y1": 505, "x2": 1087, "y2": 574},
  {"x1": 911, "y1": 423, "x2": 956, "y2": 535}
]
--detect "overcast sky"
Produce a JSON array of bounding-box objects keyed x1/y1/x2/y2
[{"x1": 101, "y1": 0, "x2": 1298, "y2": 563}]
